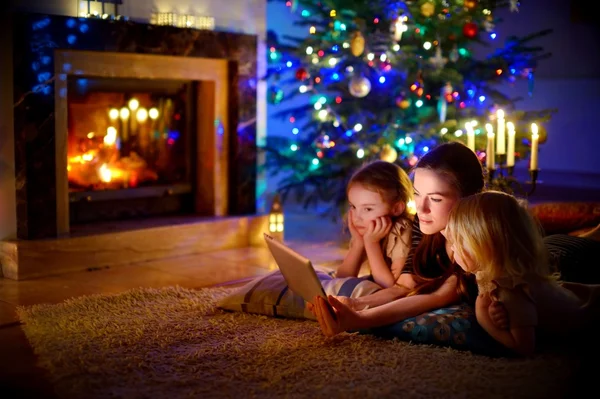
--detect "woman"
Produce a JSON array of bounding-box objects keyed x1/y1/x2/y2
[{"x1": 310, "y1": 141, "x2": 497, "y2": 336}]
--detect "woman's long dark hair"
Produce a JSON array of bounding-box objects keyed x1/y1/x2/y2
[{"x1": 408, "y1": 142, "x2": 485, "y2": 302}]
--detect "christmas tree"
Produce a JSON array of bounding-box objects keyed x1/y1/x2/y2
[{"x1": 264, "y1": 0, "x2": 555, "y2": 217}]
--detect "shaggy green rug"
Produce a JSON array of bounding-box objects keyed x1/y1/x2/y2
[{"x1": 16, "y1": 286, "x2": 582, "y2": 399}]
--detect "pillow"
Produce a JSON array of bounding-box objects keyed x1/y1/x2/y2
[
  {"x1": 529, "y1": 202, "x2": 600, "y2": 235},
  {"x1": 360, "y1": 303, "x2": 509, "y2": 357},
  {"x1": 218, "y1": 270, "x2": 508, "y2": 356},
  {"x1": 217, "y1": 269, "x2": 382, "y2": 320}
]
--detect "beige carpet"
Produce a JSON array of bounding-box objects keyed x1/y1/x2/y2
[{"x1": 17, "y1": 286, "x2": 582, "y2": 399}]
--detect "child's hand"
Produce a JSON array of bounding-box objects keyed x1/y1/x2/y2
[
  {"x1": 363, "y1": 216, "x2": 392, "y2": 244},
  {"x1": 489, "y1": 300, "x2": 509, "y2": 330},
  {"x1": 306, "y1": 301, "x2": 315, "y2": 314},
  {"x1": 348, "y1": 209, "x2": 363, "y2": 243}
]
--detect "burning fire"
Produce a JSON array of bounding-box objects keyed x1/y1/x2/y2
[{"x1": 68, "y1": 125, "x2": 157, "y2": 190}]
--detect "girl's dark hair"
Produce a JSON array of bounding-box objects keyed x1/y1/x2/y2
[{"x1": 409, "y1": 142, "x2": 485, "y2": 301}]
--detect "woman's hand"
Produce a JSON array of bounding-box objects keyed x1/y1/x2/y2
[
  {"x1": 332, "y1": 295, "x2": 364, "y2": 311},
  {"x1": 310, "y1": 295, "x2": 362, "y2": 337},
  {"x1": 347, "y1": 209, "x2": 363, "y2": 244},
  {"x1": 363, "y1": 216, "x2": 392, "y2": 245}
]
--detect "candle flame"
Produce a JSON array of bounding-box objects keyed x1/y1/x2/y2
[
  {"x1": 496, "y1": 109, "x2": 504, "y2": 119},
  {"x1": 531, "y1": 123, "x2": 539, "y2": 136},
  {"x1": 104, "y1": 126, "x2": 117, "y2": 145},
  {"x1": 485, "y1": 123, "x2": 494, "y2": 137}
]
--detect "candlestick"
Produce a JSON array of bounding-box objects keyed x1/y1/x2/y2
[
  {"x1": 506, "y1": 121, "x2": 515, "y2": 167},
  {"x1": 496, "y1": 109, "x2": 506, "y2": 155},
  {"x1": 465, "y1": 121, "x2": 475, "y2": 151},
  {"x1": 530, "y1": 122, "x2": 539, "y2": 170},
  {"x1": 485, "y1": 123, "x2": 495, "y2": 170}
]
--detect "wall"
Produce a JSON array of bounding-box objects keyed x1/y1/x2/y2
[
  {"x1": 0, "y1": 6, "x2": 16, "y2": 243},
  {"x1": 266, "y1": 0, "x2": 600, "y2": 189},
  {"x1": 488, "y1": 0, "x2": 600, "y2": 184}
]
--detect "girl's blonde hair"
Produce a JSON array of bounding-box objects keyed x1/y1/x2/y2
[
  {"x1": 347, "y1": 160, "x2": 413, "y2": 219},
  {"x1": 445, "y1": 191, "x2": 555, "y2": 291}
]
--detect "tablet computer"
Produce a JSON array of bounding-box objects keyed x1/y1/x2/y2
[{"x1": 264, "y1": 233, "x2": 337, "y2": 320}]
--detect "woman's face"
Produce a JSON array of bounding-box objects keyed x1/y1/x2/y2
[{"x1": 413, "y1": 168, "x2": 460, "y2": 235}]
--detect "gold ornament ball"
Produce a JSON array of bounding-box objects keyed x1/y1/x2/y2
[
  {"x1": 380, "y1": 144, "x2": 398, "y2": 163},
  {"x1": 420, "y1": 2, "x2": 435, "y2": 17},
  {"x1": 350, "y1": 31, "x2": 365, "y2": 57},
  {"x1": 464, "y1": 0, "x2": 477, "y2": 10},
  {"x1": 348, "y1": 75, "x2": 371, "y2": 97},
  {"x1": 399, "y1": 99, "x2": 410, "y2": 109}
]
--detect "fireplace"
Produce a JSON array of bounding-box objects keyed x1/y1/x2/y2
[
  {"x1": 1, "y1": 13, "x2": 267, "y2": 280},
  {"x1": 67, "y1": 76, "x2": 196, "y2": 224},
  {"x1": 52, "y1": 49, "x2": 234, "y2": 236}
]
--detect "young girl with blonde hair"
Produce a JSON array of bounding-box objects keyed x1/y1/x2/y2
[
  {"x1": 444, "y1": 190, "x2": 600, "y2": 356},
  {"x1": 335, "y1": 160, "x2": 415, "y2": 290}
]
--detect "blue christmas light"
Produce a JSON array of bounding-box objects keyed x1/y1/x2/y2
[
  {"x1": 379, "y1": 76, "x2": 386, "y2": 84},
  {"x1": 490, "y1": 33, "x2": 497, "y2": 40},
  {"x1": 79, "y1": 24, "x2": 89, "y2": 33},
  {"x1": 66, "y1": 18, "x2": 76, "y2": 28},
  {"x1": 292, "y1": 128, "x2": 299, "y2": 134},
  {"x1": 37, "y1": 72, "x2": 51, "y2": 83},
  {"x1": 41, "y1": 56, "x2": 51, "y2": 65},
  {"x1": 67, "y1": 34, "x2": 77, "y2": 44},
  {"x1": 32, "y1": 18, "x2": 50, "y2": 31},
  {"x1": 332, "y1": 73, "x2": 340, "y2": 80},
  {"x1": 478, "y1": 95, "x2": 486, "y2": 102},
  {"x1": 286, "y1": 61, "x2": 293, "y2": 67}
]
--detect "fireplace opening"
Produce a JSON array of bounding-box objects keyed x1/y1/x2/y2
[{"x1": 67, "y1": 76, "x2": 197, "y2": 225}]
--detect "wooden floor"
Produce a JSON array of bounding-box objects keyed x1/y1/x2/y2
[{"x1": 2, "y1": 183, "x2": 600, "y2": 398}]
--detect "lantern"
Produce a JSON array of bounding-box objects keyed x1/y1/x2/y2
[{"x1": 269, "y1": 194, "x2": 284, "y2": 240}]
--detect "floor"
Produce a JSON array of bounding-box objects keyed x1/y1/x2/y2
[{"x1": 2, "y1": 184, "x2": 600, "y2": 398}]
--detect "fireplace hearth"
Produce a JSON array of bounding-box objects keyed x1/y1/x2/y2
[{"x1": 1, "y1": 12, "x2": 266, "y2": 280}]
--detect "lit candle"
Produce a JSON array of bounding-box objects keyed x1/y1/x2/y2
[
  {"x1": 465, "y1": 121, "x2": 475, "y2": 151},
  {"x1": 506, "y1": 121, "x2": 515, "y2": 167},
  {"x1": 530, "y1": 123, "x2": 539, "y2": 170},
  {"x1": 485, "y1": 123, "x2": 495, "y2": 170},
  {"x1": 496, "y1": 109, "x2": 505, "y2": 155}
]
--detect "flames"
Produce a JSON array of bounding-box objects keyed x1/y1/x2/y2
[{"x1": 68, "y1": 125, "x2": 157, "y2": 190}]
